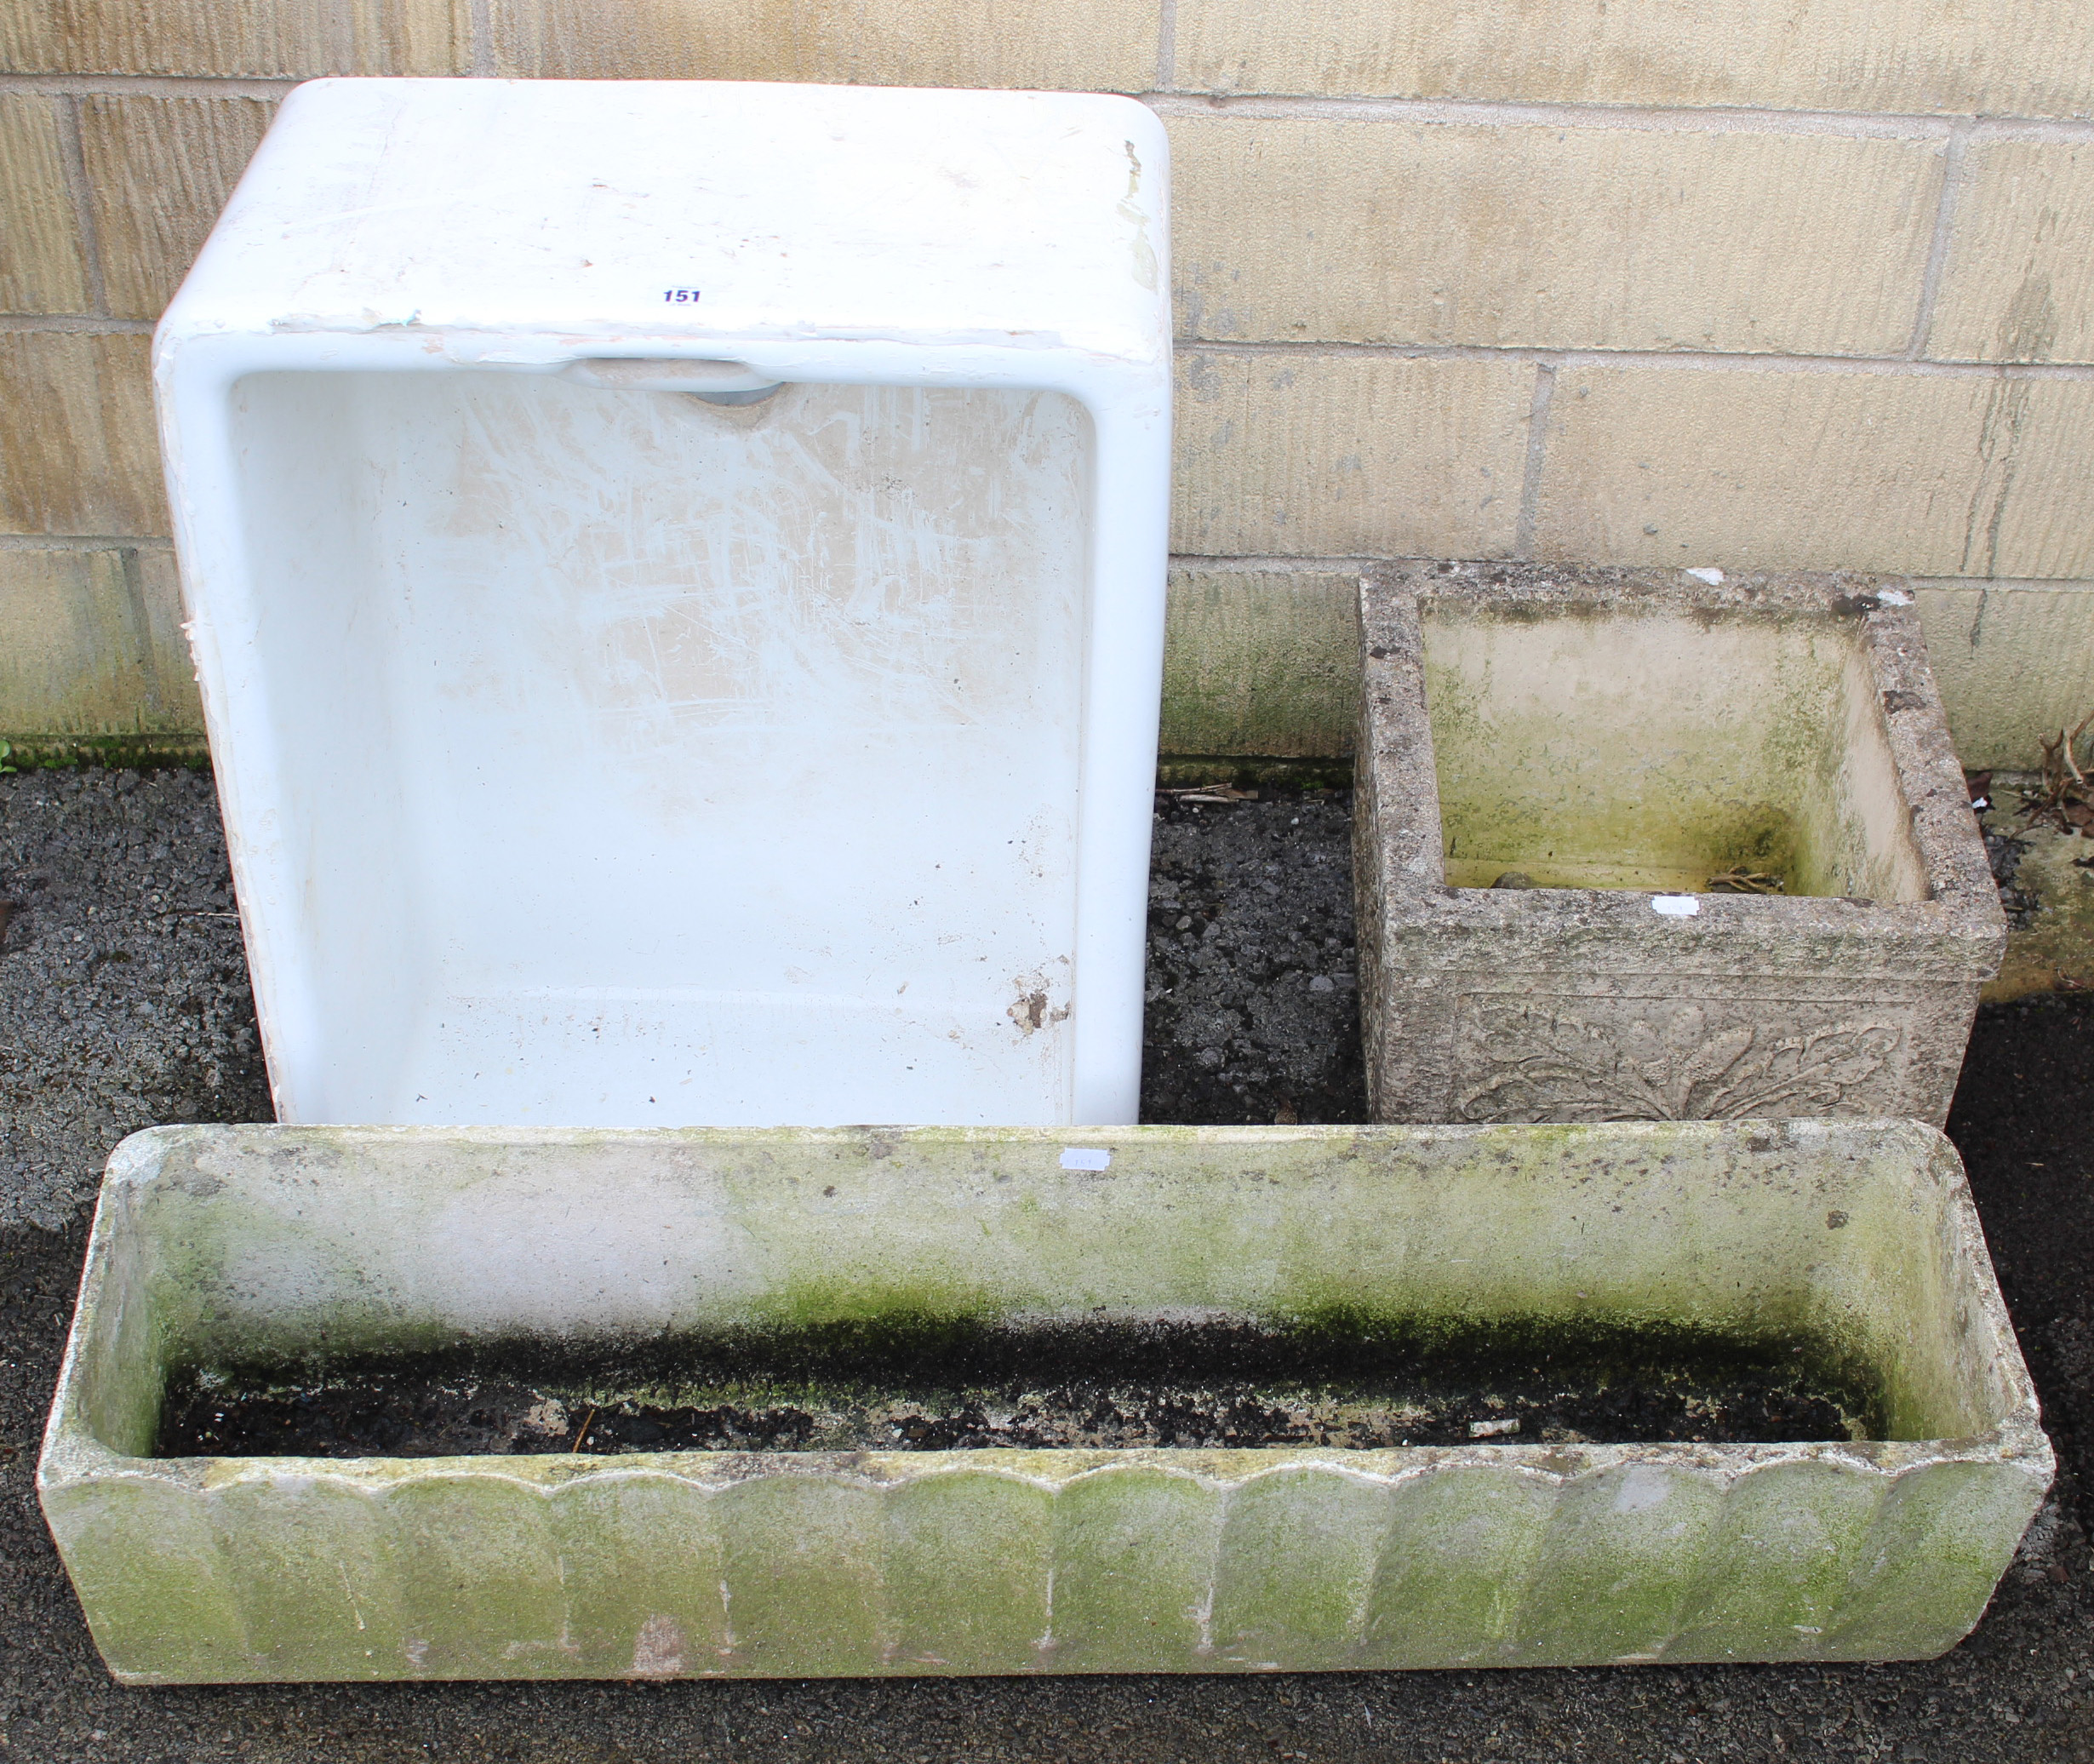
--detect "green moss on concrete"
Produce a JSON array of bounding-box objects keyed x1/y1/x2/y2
[
  {"x1": 1159, "y1": 570, "x2": 1359, "y2": 760},
  {"x1": 100, "y1": 1122, "x2": 1971, "y2": 1449},
  {"x1": 0, "y1": 733, "x2": 210, "y2": 769},
  {"x1": 1420, "y1": 604, "x2": 1903, "y2": 899}
]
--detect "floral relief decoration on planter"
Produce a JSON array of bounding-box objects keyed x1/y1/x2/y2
[{"x1": 1455, "y1": 998, "x2": 1903, "y2": 1123}]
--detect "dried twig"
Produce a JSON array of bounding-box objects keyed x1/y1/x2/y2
[
  {"x1": 2017, "y1": 710, "x2": 2094, "y2": 834},
  {"x1": 2069, "y1": 711, "x2": 2094, "y2": 785},
  {"x1": 1160, "y1": 783, "x2": 1259, "y2": 804},
  {"x1": 1708, "y1": 866, "x2": 1784, "y2": 895}
]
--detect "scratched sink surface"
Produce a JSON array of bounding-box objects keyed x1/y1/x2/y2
[{"x1": 41, "y1": 1120, "x2": 2047, "y2": 1681}]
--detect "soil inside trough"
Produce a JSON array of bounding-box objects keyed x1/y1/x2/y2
[{"x1": 157, "y1": 1316, "x2": 1872, "y2": 1458}]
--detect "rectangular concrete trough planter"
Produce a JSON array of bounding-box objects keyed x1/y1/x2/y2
[
  {"x1": 1354, "y1": 563, "x2": 2007, "y2": 1125},
  {"x1": 42, "y1": 1121, "x2": 2045, "y2": 1682}
]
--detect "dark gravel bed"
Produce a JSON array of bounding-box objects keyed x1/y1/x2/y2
[
  {"x1": 0, "y1": 766, "x2": 271, "y2": 1228},
  {"x1": 0, "y1": 767, "x2": 2091, "y2": 1762},
  {"x1": 1140, "y1": 788, "x2": 1366, "y2": 1125}
]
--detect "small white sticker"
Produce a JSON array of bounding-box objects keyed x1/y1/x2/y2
[
  {"x1": 1651, "y1": 895, "x2": 1701, "y2": 917},
  {"x1": 1059, "y1": 1147, "x2": 1112, "y2": 1171},
  {"x1": 1876, "y1": 587, "x2": 1913, "y2": 605},
  {"x1": 1685, "y1": 566, "x2": 1725, "y2": 585}
]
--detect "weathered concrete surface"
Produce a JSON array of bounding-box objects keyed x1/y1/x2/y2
[
  {"x1": 1159, "y1": 569, "x2": 1359, "y2": 760},
  {"x1": 42, "y1": 1118, "x2": 2046, "y2": 1683},
  {"x1": 1355, "y1": 562, "x2": 2005, "y2": 1125}
]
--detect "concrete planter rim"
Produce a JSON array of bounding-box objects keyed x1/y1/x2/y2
[{"x1": 1357, "y1": 561, "x2": 2006, "y2": 962}]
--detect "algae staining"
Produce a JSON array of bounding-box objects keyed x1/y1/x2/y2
[{"x1": 1419, "y1": 601, "x2": 1884, "y2": 899}]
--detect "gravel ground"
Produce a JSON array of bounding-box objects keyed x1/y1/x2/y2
[
  {"x1": 0, "y1": 767, "x2": 270, "y2": 1228},
  {"x1": 1140, "y1": 788, "x2": 1366, "y2": 1125},
  {"x1": 2, "y1": 768, "x2": 2092, "y2": 1762}
]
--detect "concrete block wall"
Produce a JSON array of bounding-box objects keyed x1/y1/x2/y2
[{"x1": 5, "y1": 3, "x2": 2093, "y2": 768}]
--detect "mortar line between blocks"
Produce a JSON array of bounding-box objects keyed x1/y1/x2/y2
[
  {"x1": 51, "y1": 94, "x2": 107, "y2": 318},
  {"x1": 5, "y1": 72, "x2": 2094, "y2": 139},
  {"x1": 1169, "y1": 553, "x2": 1383, "y2": 576},
  {"x1": 1154, "y1": 0, "x2": 1179, "y2": 95},
  {"x1": 1176, "y1": 337, "x2": 2094, "y2": 380},
  {"x1": 0, "y1": 73, "x2": 301, "y2": 99},
  {"x1": 1140, "y1": 89, "x2": 1961, "y2": 140},
  {"x1": 0, "y1": 533, "x2": 174, "y2": 551},
  {"x1": 468, "y1": 0, "x2": 495, "y2": 77},
  {"x1": 1908, "y1": 120, "x2": 1973, "y2": 359},
  {"x1": 0, "y1": 314, "x2": 153, "y2": 333},
  {"x1": 1142, "y1": 89, "x2": 2094, "y2": 144},
  {"x1": 115, "y1": 545, "x2": 172, "y2": 722},
  {"x1": 1513, "y1": 363, "x2": 1557, "y2": 559}
]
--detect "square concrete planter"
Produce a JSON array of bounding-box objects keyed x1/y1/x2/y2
[
  {"x1": 43, "y1": 1121, "x2": 2045, "y2": 1682},
  {"x1": 1354, "y1": 564, "x2": 2006, "y2": 1125}
]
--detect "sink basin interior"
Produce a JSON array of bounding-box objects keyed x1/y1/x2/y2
[
  {"x1": 222, "y1": 370, "x2": 1093, "y2": 1126},
  {"x1": 1419, "y1": 602, "x2": 1928, "y2": 900}
]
